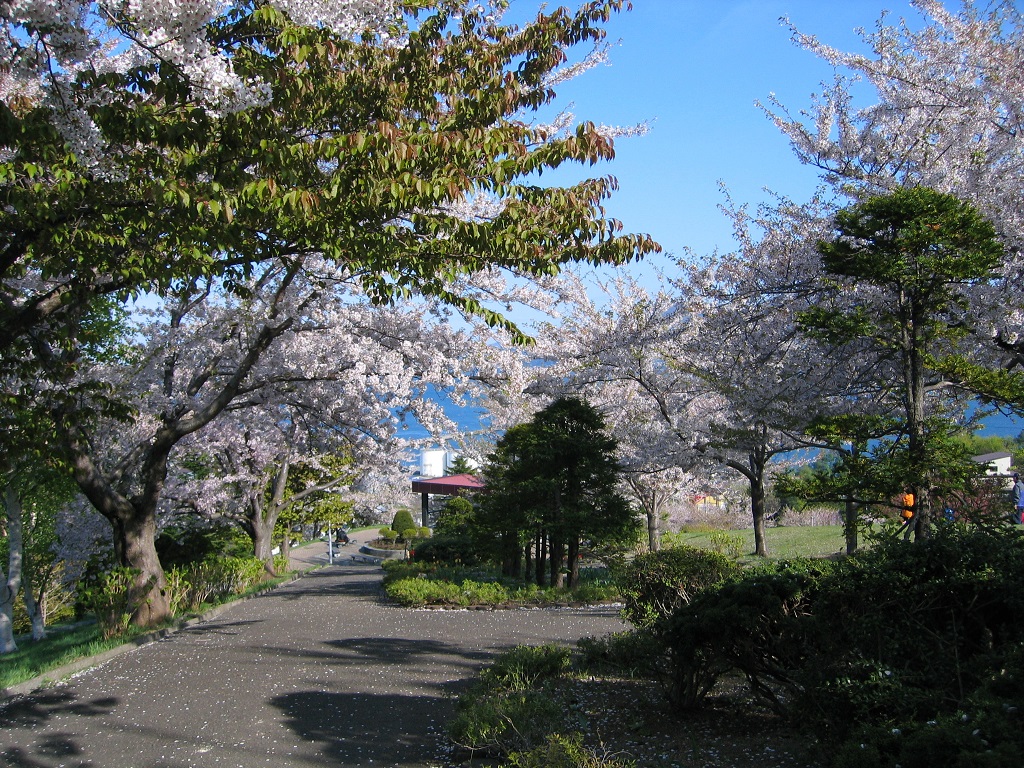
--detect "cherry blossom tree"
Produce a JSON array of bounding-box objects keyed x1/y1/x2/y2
[
  {"x1": 765, "y1": 0, "x2": 1024, "y2": 400},
  {"x1": 64, "y1": 255, "x2": 498, "y2": 622},
  {"x1": 3, "y1": 0, "x2": 659, "y2": 627}
]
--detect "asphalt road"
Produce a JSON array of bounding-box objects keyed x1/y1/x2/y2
[{"x1": 0, "y1": 539, "x2": 627, "y2": 768}]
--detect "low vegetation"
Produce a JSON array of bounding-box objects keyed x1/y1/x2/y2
[
  {"x1": 381, "y1": 561, "x2": 618, "y2": 608},
  {"x1": 449, "y1": 524, "x2": 1024, "y2": 767}
]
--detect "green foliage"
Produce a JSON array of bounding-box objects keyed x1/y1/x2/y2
[
  {"x1": 800, "y1": 188, "x2": 1006, "y2": 531},
  {"x1": 481, "y1": 644, "x2": 573, "y2": 692},
  {"x1": 658, "y1": 527, "x2": 1024, "y2": 764},
  {"x1": 382, "y1": 564, "x2": 618, "y2": 608},
  {"x1": 576, "y1": 631, "x2": 664, "y2": 679},
  {"x1": 506, "y1": 733, "x2": 636, "y2": 768},
  {"x1": 391, "y1": 509, "x2": 416, "y2": 537},
  {"x1": 435, "y1": 495, "x2": 475, "y2": 536},
  {"x1": 479, "y1": 397, "x2": 639, "y2": 584},
  {"x1": 449, "y1": 644, "x2": 573, "y2": 757},
  {"x1": 617, "y1": 546, "x2": 739, "y2": 631},
  {"x1": 407, "y1": 534, "x2": 481, "y2": 566},
  {"x1": 156, "y1": 522, "x2": 252, "y2": 567},
  {"x1": 448, "y1": 688, "x2": 563, "y2": 757},
  {"x1": 378, "y1": 527, "x2": 397, "y2": 543},
  {"x1": 166, "y1": 557, "x2": 267, "y2": 615},
  {"x1": 78, "y1": 567, "x2": 151, "y2": 639},
  {"x1": 707, "y1": 530, "x2": 745, "y2": 559}
]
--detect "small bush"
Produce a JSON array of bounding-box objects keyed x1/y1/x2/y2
[
  {"x1": 506, "y1": 733, "x2": 637, "y2": 768},
  {"x1": 449, "y1": 645, "x2": 573, "y2": 757},
  {"x1": 618, "y1": 545, "x2": 739, "y2": 630},
  {"x1": 448, "y1": 689, "x2": 562, "y2": 756},
  {"x1": 481, "y1": 644, "x2": 572, "y2": 691},
  {"x1": 576, "y1": 631, "x2": 663, "y2": 678},
  {"x1": 78, "y1": 566, "x2": 149, "y2": 639},
  {"x1": 378, "y1": 527, "x2": 397, "y2": 543},
  {"x1": 707, "y1": 530, "x2": 744, "y2": 558},
  {"x1": 166, "y1": 557, "x2": 267, "y2": 615},
  {"x1": 391, "y1": 509, "x2": 416, "y2": 537},
  {"x1": 407, "y1": 534, "x2": 480, "y2": 566}
]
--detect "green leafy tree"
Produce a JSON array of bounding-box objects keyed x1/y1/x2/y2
[
  {"x1": 802, "y1": 187, "x2": 1004, "y2": 538},
  {"x1": 391, "y1": 508, "x2": 417, "y2": 542},
  {"x1": 447, "y1": 455, "x2": 479, "y2": 476},
  {"x1": 481, "y1": 397, "x2": 638, "y2": 588},
  {"x1": 434, "y1": 496, "x2": 476, "y2": 536},
  {"x1": 8, "y1": 1, "x2": 658, "y2": 628}
]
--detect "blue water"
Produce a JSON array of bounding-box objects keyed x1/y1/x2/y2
[
  {"x1": 407, "y1": 403, "x2": 1023, "y2": 447},
  {"x1": 977, "y1": 410, "x2": 1023, "y2": 438}
]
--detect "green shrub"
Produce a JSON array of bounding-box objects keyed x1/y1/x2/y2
[
  {"x1": 655, "y1": 527, "x2": 1024, "y2": 765},
  {"x1": 384, "y1": 577, "x2": 464, "y2": 607},
  {"x1": 449, "y1": 644, "x2": 573, "y2": 757},
  {"x1": 272, "y1": 554, "x2": 288, "y2": 574},
  {"x1": 407, "y1": 534, "x2": 480, "y2": 566},
  {"x1": 707, "y1": 530, "x2": 744, "y2": 559},
  {"x1": 662, "y1": 559, "x2": 830, "y2": 711},
  {"x1": 391, "y1": 508, "x2": 416, "y2": 537},
  {"x1": 576, "y1": 631, "x2": 663, "y2": 678},
  {"x1": 156, "y1": 521, "x2": 251, "y2": 566},
  {"x1": 480, "y1": 644, "x2": 572, "y2": 691},
  {"x1": 400, "y1": 527, "x2": 419, "y2": 542},
  {"x1": 448, "y1": 689, "x2": 562, "y2": 756},
  {"x1": 618, "y1": 545, "x2": 739, "y2": 630},
  {"x1": 78, "y1": 566, "x2": 149, "y2": 639},
  {"x1": 166, "y1": 557, "x2": 267, "y2": 615},
  {"x1": 378, "y1": 527, "x2": 397, "y2": 543},
  {"x1": 435, "y1": 496, "x2": 475, "y2": 536},
  {"x1": 506, "y1": 733, "x2": 637, "y2": 768}
]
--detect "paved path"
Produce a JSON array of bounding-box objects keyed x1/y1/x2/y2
[{"x1": 0, "y1": 539, "x2": 627, "y2": 768}]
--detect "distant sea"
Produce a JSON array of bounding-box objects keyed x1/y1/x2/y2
[
  {"x1": 404, "y1": 398, "x2": 1023, "y2": 447},
  {"x1": 977, "y1": 410, "x2": 1023, "y2": 439}
]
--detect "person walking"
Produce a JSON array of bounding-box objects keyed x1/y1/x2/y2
[{"x1": 1012, "y1": 473, "x2": 1024, "y2": 524}]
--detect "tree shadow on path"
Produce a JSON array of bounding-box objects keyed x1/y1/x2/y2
[{"x1": 271, "y1": 689, "x2": 455, "y2": 767}]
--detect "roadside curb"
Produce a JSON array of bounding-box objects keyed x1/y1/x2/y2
[{"x1": 0, "y1": 568, "x2": 310, "y2": 703}]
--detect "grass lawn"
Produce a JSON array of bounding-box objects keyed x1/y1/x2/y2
[
  {"x1": 673, "y1": 524, "x2": 849, "y2": 562},
  {"x1": 0, "y1": 622, "x2": 144, "y2": 690}
]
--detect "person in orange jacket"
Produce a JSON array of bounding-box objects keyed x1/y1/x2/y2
[{"x1": 898, "y1": 490, "x2": 915, "y2": 540}]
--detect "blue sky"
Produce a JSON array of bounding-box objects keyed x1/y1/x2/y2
[{"x1": 537, "y1": 0, "x2": 928, "y2": 266}]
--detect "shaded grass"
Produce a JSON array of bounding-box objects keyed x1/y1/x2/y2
[{"x1": 0, "y1": 622, "x2": 146, "y2": 690}]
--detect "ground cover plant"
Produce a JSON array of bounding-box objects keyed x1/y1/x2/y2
[
  {"x1": 380, "y1": 561, "x2": 618, "y2": 608},
  {"x1": 443, "y1": 525, "x2": 1024, "y2": 767}
]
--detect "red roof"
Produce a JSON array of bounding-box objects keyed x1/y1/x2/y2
[{"x1": 410, "y1": 473, "x2": 485, "y2": 496}]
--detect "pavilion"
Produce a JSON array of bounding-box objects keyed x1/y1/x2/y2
[{"x1": 410, "y1": 473, "x2": 485, "y2": 527}]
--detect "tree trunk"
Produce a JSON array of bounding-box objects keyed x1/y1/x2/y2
[
  {"x1": 113, "y1": 508, "x2": 170, "y2": 628},
  {"x1": 251, "y1": 507, "x2": 278, "y2": 575},
  {"x1": 536, "y1": 530, "x2": 547, "y2": 587},
  {"x1": 750, "y1": 481, "x2": 768, "y2": 557},
  {"x1": 21, "y1": 556, "x2": 45, "y2": 641},
  {"x1": 646, "y1": 498, "x2": 660, "y2": 552},
  {"x1": 1, "y1": 484, "x2": 22, "y2": 653},
  {"x1": 844, "y1": 497, "x2": 859, "y2": 555},
  {"x1": 549, "y1": 538, "x2": 565, "y2": 589},
  {"x1": 567, "y1": 537, "x2": 581, "y2": 589}
]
